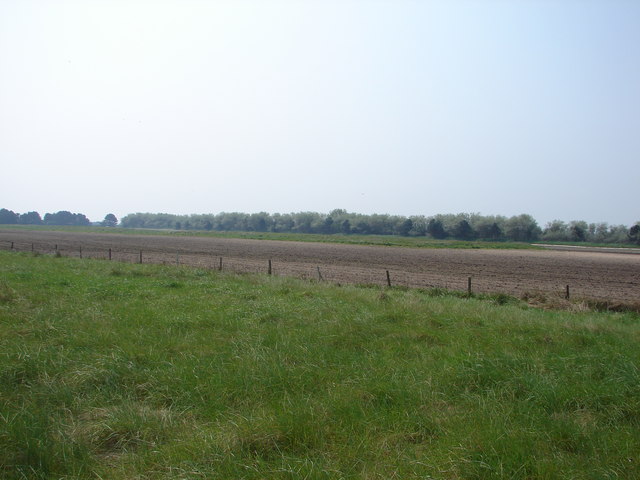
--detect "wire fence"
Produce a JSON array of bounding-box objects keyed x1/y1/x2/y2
[
  {"x1": 2, "y1": 238, "x2": 638, "y2": 305},
  {"x1": 1, "y1": 239, "x2": 491, "y2": 293}
]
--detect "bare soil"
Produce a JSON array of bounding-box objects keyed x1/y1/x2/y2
[{"x1": 2, "y1": 230, "x2": 639, "y2": 304}]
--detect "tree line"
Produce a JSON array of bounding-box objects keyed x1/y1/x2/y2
[
  {"x1": 119, "y1": 210, "x2": 640, "y2": 244},
  {"x1": 2, "y1": 207, "x2": 638, "y2": 244},
  {"x1": 0, "y1": 209, "x2": 117, "y2": 227}
]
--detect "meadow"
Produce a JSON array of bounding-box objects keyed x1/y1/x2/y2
[
  {"x1": 1, "y1": 250, "x2": 639, "y2": 479},
  {"x1": 0, "y1": 224, "x2": 537, "y2": 250}
]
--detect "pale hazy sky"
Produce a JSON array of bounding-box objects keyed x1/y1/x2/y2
[{"x1": 1, "y1": 0, "x2": 639, "y2": 226}]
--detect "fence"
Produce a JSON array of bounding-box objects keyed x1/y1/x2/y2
[{"x1": 2, "y1": 239, "x2": 590, "y2": 301}]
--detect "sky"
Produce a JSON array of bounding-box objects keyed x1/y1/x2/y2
[{"x1": 1, "y1": 0, "x2": 639, "y2": 227}]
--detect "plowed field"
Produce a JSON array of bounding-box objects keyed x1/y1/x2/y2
[{"x1": 2, "y1": 230, "x2": 639, "y2": 304}]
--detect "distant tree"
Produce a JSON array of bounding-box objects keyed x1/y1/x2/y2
[
  {"x1": 408, "y1": 216, "x2": 427, "y2": 236},
  {"x1": 330, "y1": 208, "x2": 347, "y2": 217},
  {"x1": 44, "y1": 211, "x2": 68, "y2": 225},
  {"x1": 629, "y1": 224, "x2": 640, "y2": 245},
  {"x1": 44, "y1": 211, "x2": 90, "y2": 226},
  {"x1": 426, "y1": 218, "x2": 447, "y2": 239},
  {"x1": 293, "y1": 212, "x2": 321, "y2": 234},
  {"x1": 504, "y1": 214, "x2": 541, "y2": 242},
  {"x1": 248, "y1": 213, "x2": 269, "y2": 232},
  {"x1": 0, "y1": 208, "x2": 18, "y2": 224},
  {"x1": 218, "y1": 212, "x2": 250, "y2": 231},
  {"x1": 477, "y1": 222, "x2": 503, "y2": 241},
  {"x1": 352, "y1": 221, "x2": 371, "y2": 235},
  {"x1": 607, "y1": 224, "x2": 631, "y2": 243},
  {"x1": 102, "y1": 213, "x2": 118, "y2": 227},
  {"x1": 543, "y1": 220, "x2": 569, "y2": 242},
  {"x1": 340, "y1": 219, "x2": 351, "y2": 234},
  {"x1": 569, "y1": 221, "x2": 588, "y2": 242},
  {"x1": 120, "y1": 213, "x2": 151, "y2": 228},
  {"x1": 590, "y1": 222, "x2": 610, "y2": 243},
  {"x1": 452, "y1": 219, "x2": 476, "y2": 240},
  {"x1": 322, "y1": 216, "x2": 335, "y2": 234},
  {"x1": 396, "y1": 218, "x2": 413, "y2": 236},
  {"x1": 368, "y1": 214, "x2": 394, "y2": 235},
  {"x1": 270, "y1": 213, "x2": 294, "y2": 232},
  {"x1": 18, "y1": 211, "x2": 43, "y2": 225}
]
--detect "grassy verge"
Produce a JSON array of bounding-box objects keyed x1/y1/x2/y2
[
  {"x1": 0, "y1": 225, "x2": 173, "y2": 237},
  {"x1": 1, "y1": 251, "x2": 639, "y2": 479},
  {"x1": 532, "y1": 240, "x2": 640, "y2": 249},
  {"x1": 178, "y1": 231, "x2": 537, "y2": 249},
  {"x1": 0, "y1": 225, "x2": 536, "y2": 249}
]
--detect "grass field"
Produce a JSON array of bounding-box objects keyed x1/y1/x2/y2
[
  {"x1": 0, "y1": 225, "x2": 537, "y2": 250},
  {"x1": 1, "y1": 251, "x2": 639, "y2": 479},
  {"x1": 4, "y1": 225, "x2": 639, "y2": 251}
]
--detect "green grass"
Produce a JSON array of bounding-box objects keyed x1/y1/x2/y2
[
  {"x1": 163, "y1": 230, "x2": 537, "y2": 249},
  {"x1": 192, "y1": 231, "x2": 536, "y2": 249},
  {"x1": 4, "y1": 225, "x2": 639, "y2": 250},
  {"x1": 0, "y1": 225, "x2": 537, "y2": 250},
  {"x1": 0, "y1": 224, "x2": 171, "y2": 236},
  {"x1": 1, "y1": 251, "x2": 639, "y2": 479},
  {"x1": 532, "y1": 240, "x2": 640, "y2": 249}
]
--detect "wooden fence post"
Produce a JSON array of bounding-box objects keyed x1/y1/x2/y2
[
  {"x1": 10, "y1": 242, "x2": 14, "y2": 250},
  {"x1": 386, "y1": 270, "x2": 391, "y2": 287},
  {"x1": 468, "y1": 277, "x2": 472, "y2": 296},
  {"x1": 108, "y1": 248, "x2": 112, "y2": 261},
  {"x1": 79, "y1": 246, "x2": 82, "y2": 259},
  {"x1": 176, "y1": 253, "x2": 180, "y2": 266},
  {"x1": 219, "y1": 257, "x2": 223, "y2": 271},
  {"x1": 31, "y1": 243, "x2": 34, "y2": 252},
  {"x1": 139, "y1": 250, "x2": 143, "y2": 264},
  {"x1": 268, "y1": 259, "x2": 272, "y2": 275},
  {"x1": 317, "y1": 266, "x2": 323, "y2": 281},
  {"x1": 565, "y1": 285, "x2": 570, "y2": 299}
]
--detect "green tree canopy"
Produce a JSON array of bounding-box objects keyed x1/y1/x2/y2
[
  {"x1": 452, "y1": 219, "x2": 476, "y2": 240},
  {"x1": 102, "y1": 213, "x2": 118, "y2": 227},
  {"x1": 426, "y1": 218, "x2": 447, "y2": 239},
  {"x1": 43, "y1": 211, "x2": 91, "y2": 226},
  {"x1": 505, "y1": 214, "x2": 541, "y2": 242},
  {"x1": 18, "y1": 211, "x2": 43, "y2": 225},
  {"x1": 0, "y1": 208, "x2": 19, "y2": 224},
  {"x1": 629, "y1": 224, "x2": 640, "y2": 245}
]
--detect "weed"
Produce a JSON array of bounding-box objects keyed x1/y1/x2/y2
[{"x1": 0, "y1": 281, "x2": 16, "y2": 303}]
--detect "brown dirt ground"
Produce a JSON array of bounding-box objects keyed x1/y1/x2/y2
[{"x1": 2, "y1": 230, "x2": 639, "y2": 304}]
